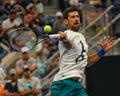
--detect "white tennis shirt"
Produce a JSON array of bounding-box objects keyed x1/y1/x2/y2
[{"x1": 53, "y1": 30, "x2": 88, "y2": 81}]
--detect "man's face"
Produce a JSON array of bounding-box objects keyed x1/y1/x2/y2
[
  {"x1": 23, "y1": 69, "x2": 31, "y2": 78},
  {"x1": 10, "y1": 74, "x2": 18, "y2": 81},
  {"x1": 64, "y1": 11, "x2": 80, "y2": 32},
  {"x1": 22, "y1": 53, "x2": 29, "y2": 61},
  {"x1": 10, "y1": 13, "x2": 16, "y2": 21},
  {"x1": 86, "y1": 11, "x2": 99, "y2": 24},
  {"x1": 24, "y1": 15, "x2": 31, "y2": 23}
]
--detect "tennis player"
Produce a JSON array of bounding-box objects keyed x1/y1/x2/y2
[{"x1": 50, "y1": 7, "x2": 115, "y2": 96}]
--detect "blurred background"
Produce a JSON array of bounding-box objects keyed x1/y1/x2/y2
[{"x1": 0, "y1": 0, "x2": 120, "y2": 96}]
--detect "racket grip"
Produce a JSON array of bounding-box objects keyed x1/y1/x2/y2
[{"x1": 49, "y1": 34, "x2": 60, "y2": 39}]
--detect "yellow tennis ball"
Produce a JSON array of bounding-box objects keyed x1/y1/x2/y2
[{"x1": 44, "y1": 25, "x2": 52, "y2": 33}]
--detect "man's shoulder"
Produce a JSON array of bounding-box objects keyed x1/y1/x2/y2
[
  {"x1": 17, "y1": 59, "x2": 23, "y2": 62},
  {"x1": 32, "y1": 76, "x2": 39, "y2": 79},
  {"x1": 13, "y1": 19, "x2": 20, "y2": 23},
  {"x1": 28, "y1": 57, "x2": 36, "y2": 62},
  {"x1": 2, "y1": 18, "x2": 9, "y2": 24},
  {"x1": 18, "y1": 78, "x2": 26, "y2": 84},
  {"x1": 5, "y1": 81, "x2": 11, "y2": 87},
  {"x1": 20, "y1": 76, "x2": 39, "y2": 81},
  {"x1": 31, "y1": 76, "x2": 40, "y2": 81},
  {"x1": 16, "y1": 59, "x2": 23, "y2": 65},
  {"x1": 5, "y1": 82, "x2": 11, "y2": 85},
  {"x1": 29, "y1": 57, "x2": 36, "y2": 60},
  {"x1": 65, "y1": 30, "x2": 82, "y2": 39}
]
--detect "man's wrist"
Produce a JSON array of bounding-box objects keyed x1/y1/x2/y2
[{"x1": 97, "y1": 49, "x2": 106, "y2": 57}]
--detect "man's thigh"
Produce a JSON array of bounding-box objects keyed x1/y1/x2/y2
[{"x1": 50, "y1": 78, "x2": 88, "y2": 96}]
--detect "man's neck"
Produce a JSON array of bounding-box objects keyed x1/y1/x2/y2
[
  {"x1": 11, "y1": 80, "x2": 17, "y2": 86},
  {"x1": 25, "y1": 76, "x2": 31, "y2": 82}
]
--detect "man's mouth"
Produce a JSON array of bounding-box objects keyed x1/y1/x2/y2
[{"x1": 74, "y1": 22, "x2": 79, "y2": 26}]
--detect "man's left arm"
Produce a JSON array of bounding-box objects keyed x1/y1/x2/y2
[
  {"x1": 29, "y1": 58, "x2": 37, "y2": 72},
  {"x1": 32, "y1": 78, "x2": 41, "y2": 95},
  {"x1": 87, "y1": 36, "x2": 115, "y2": 67}
]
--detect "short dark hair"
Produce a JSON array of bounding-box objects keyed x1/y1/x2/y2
[
  {"x1": 10, "y1": 8, "x2": 17, "y2": 15},
  {"x1": 63, "y1": 7, "x2": 81, "y2": 19}
]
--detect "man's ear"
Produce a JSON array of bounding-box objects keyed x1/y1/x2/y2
[{"x1": 64, "y1": 19, "x2": 68, "y2": 25}]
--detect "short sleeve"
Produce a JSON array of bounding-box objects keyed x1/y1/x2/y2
[
  {"x1": 35, "y1": 78, "x2": 42, "y2": 89},
  {"x1": 15, "y1": 60, "x2": 23, "y2": 69},
  {"x1": 18, "y1": 79, "x2": 26, "y2": 91},
  {"x1": 28, "y1": 57, "x2": 36, "y2": 66}
]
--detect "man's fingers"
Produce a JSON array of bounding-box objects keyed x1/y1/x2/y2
[{"x1": 58, "y1": 31, "x2": 67, "y2": 40}]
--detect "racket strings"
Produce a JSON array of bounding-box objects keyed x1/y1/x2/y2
[{"x1": 10, "y1": 28, "x2": 38, "y2": 52}]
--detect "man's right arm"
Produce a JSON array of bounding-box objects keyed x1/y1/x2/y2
[
  {"x1": 19, "y1": 90, "x2": 33, "y2": 96},
  {"x1": 58, "y1": 31, "x2": 72, "y2": 49},
  {"x1": 4, "y1": 90, "x2": 21, "y2": 96},
  {"x1": 15, "y1": 61, "x2": 23, "y2": 76},
  {"x1": 18, "y1": 80, "x2": 33, "y2": 96}
]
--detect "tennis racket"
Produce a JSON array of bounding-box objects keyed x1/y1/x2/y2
[{"x1": 10, "y1": 27, "x2": 59, "y2": 52}]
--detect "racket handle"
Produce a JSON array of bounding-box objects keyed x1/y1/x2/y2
[{"x1": 49, "y1": 34, "x2": 60, "y2": 39}]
